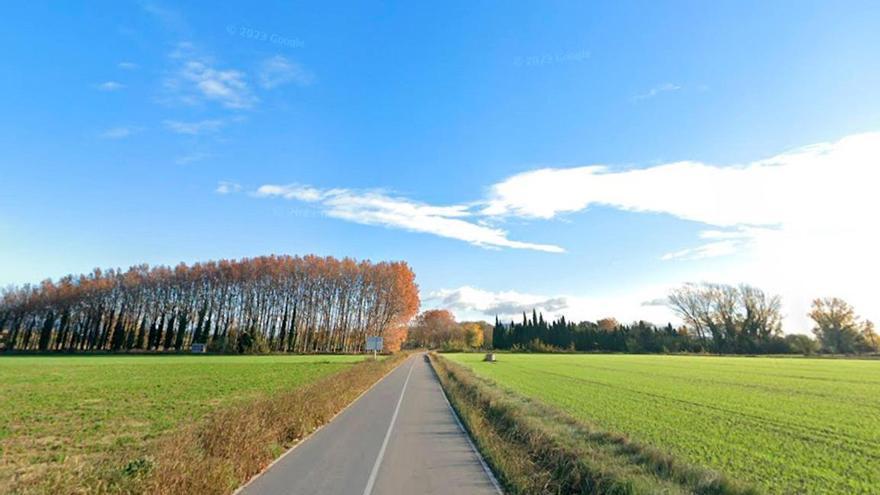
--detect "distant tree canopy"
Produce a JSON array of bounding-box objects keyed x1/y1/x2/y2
[
  {"x1": 0, "y1": 255, "x2": 419, "y2": 354},
  {"x1": 490, "y1": 285, "x2": 877, "y2": 355},
  {"x1": 489, "y1": 284, "x2": 878, "y2": 355},
  {"x1": 667, "y1": 283, "x2": 783, "y2": 353},
  {"x1": 461, "y1": 322, "x2": 485, "y2": 348},
  {"x1": 809, "y1": 297, "x2": 877, "y2": 354},
  {"x1": 405, "y1": 311, "x2": 490, "y2": 350},
  {"x1": 407, "y1": 310, "x2": 460, "y2": 349},
  {"x1": 492, "y1": 312, "x2": 696, "y2": 353}
]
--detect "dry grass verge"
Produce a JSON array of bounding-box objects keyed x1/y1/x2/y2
[
  {"x1": 429, "y1": 353, "x2": 759, "y2": 495},
  {"x1": 143, "y1": 353, "x2": 408, "y2": 494}
]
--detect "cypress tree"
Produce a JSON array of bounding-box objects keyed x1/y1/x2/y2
[
  {"x1": 125, "y1": 327, "x2": 136, "y2": 349},
  {"x1": 38, "y1": 311, "x2": 55, "y2": 351},
  {"x1": 163, "y1": 314, "x2": 176, "y2": 349},
  {"x1": 174, "y1": 314, "x2": 187, "y2": 350},
  {"x1": 110, "y1": 315, "x2": 126, "y2": 351}
]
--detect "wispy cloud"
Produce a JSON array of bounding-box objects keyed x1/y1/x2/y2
[
  {"x1": 118, "y1": 61, "x2": 139, "y2": 70},
  {"x1": 258, "y1": 55, "x2": 314, "y2": 89},
  {"x1": 96, "y1": 81, "x2": 125, "y2": 91},
  {"x1": 162, "y1": 43, "x2": 256, "y2": 109},
  {"x1": 175, "y1": 152, "x2": 211, "y2": 164},
  {"x1": 99, "y1": 126, "x2": 138, "y2": 139},
  {"x1": 216, "y1": 181, "x2": 242, "y2": 194},
  {"x1": 255, "y1": 184, "x2": 564, "y2": 252},
  {"x1": 163, "y1": 119, "x2": 225, "y2": 135},
  {"x1": 140, "y1": 1, "x2": 189, "y2": 34},
  {"x1": 178, "y1": 60, "x2": 255, "y2": 108},
  {"x1": 143, "y1": 4, "x2": 257, "y2": 110},
  {"x1": 660, "y1": 227, "x2": 768, "y2": 261},
  {"x1": 633, "y1": 82, "x2": 681, "y2": 101},
  {"x1": 661, "y1": 240, "x2": 740, "y2": 261}
]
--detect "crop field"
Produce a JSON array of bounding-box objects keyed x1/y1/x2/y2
[
  {"x1": 0, "y1": 354, "x2": 364, "y2": 490},
  {"x1": 447, "y1": 353, "x2": 880, "y2": 494}
]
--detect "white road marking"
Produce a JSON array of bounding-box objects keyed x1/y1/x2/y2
[{"x1": 362, "y1": 357, "x2": 417, "y2": 495}]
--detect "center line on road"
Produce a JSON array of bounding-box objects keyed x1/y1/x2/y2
[{"x1": 362, "y1": 356, "x2": 417, "y2": 495}]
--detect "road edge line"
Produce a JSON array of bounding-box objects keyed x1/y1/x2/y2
[
  {"x1": 233, "y1": 354, "x2": 413, "y2": 495},
  {"x1": 361, "y1": 357, "x2": 417, "y2": 495},
  {"x1": 429, "y1": 356, "x2": 504, "y2": 495}
]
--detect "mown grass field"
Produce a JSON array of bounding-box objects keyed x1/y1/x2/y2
[
  {"x1": 0, "y1": 354, "x2": 364, "y2": 491},
  {"x1": 447, "y1": 353, "x2": 880, "y2": 494}
]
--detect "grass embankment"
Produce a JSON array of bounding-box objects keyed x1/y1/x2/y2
[
  {"x1": 446, "y1": 353, "x2": 880, "y2": 494},
  {"x1": 429, "y1": 353, "x2": 757, "y2": 495},
  {"x1": 1, "y1": 353, "x2": 406, "y2": 494}
]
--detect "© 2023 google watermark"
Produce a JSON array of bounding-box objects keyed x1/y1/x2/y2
[{"x1": 226, "y1": 24, "x2": 304, "y2": 49}]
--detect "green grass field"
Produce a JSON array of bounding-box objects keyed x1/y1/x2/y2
[
  {"x1": 447, "y1": 353, "x2": 880, "y2": 494},
  {"x1": 0, "y1": 354, "x2": 364, "y2": 490}
]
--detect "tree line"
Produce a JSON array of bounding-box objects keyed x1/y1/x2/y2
[
  {"x1": 491, "y1": 283, "x2": 878, "y2": 355},
  {"x1": 405, "y1": 309, "x2": 487, "y2": 350},
  {"x1": 0, "y1": 255, "x2": 419, "y2": 354},
  {"x1": 494, "y1": 313, "x2": 685, "y2": 353}
]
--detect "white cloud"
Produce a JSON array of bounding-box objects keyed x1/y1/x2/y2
[
  {"x1": 430, "y1": 286, "x2": 569, "y2": 317},
  {"x1": 99, "y1": 126, "x2": 137, "y2": 139},
  {"x1": 482, "y1": 133, "x2": 877, "y2": 228},
  {"x1": 256, "y1": 184, "x2": 333, "y2": 202},
  {"x1": 163, "y1": 119, "x2": 225, "y2": 135},
  {"x1": 97, "y1": 81, "x2": 125, "y2": 91},
  {"x1": 163, "y1": 44, "x2": 256, "y2": 109},
  {"x1": 255, "y1": 184, "x2": 564, "y2": 252},
  {"x1": 427, "y1": 286, "x2": 676, "y2": 324},
  {"x1": 660, "y1": 227, "x2": 768, "y2": 261},
  {"x1": 179, "y1": 60, "x2": 255, "y2": 108},
  {"x1": 215, "y1": 181, "x2": 242, "y2": 194},
  {"x1": 118, "y1": 62, "x2": 139, "y2": 70},
  {"x1": 258, "y1": 55, "x2": 314, "y2": 89},
  {"x1": 633, "y1": 82, "x2": 681, "y2": 100}
]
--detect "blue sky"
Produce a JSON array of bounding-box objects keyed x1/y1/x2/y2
[{"x1": 2, "y1": 1, "x2": 879, "y2": 331}]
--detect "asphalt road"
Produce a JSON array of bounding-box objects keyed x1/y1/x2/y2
[{"x1": 239, "y1": 353, "x2": 502, "y2": 495}]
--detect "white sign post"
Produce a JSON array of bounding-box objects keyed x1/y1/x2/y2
[{"x1": 365, "y1": 336, "x2": 383, "y2": 359}]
